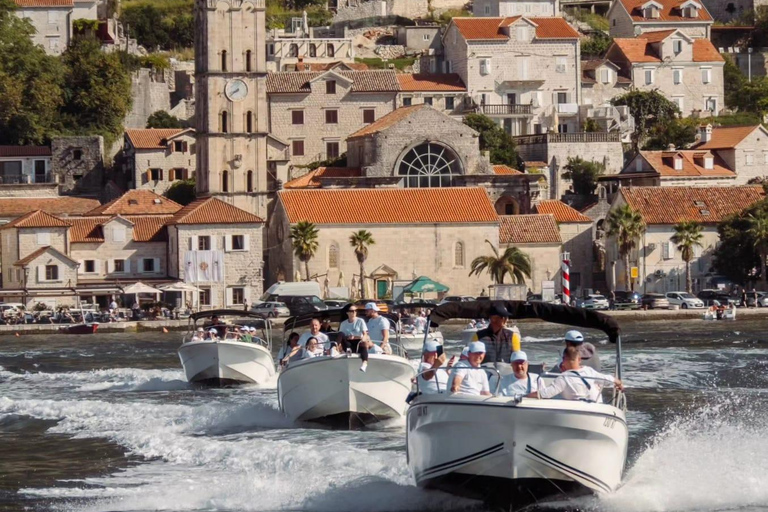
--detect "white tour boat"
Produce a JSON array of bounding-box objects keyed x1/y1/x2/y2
[
  {"x1": 278, "y1": 309, "x2": 415, "y2": 423},
  {"x1": 178, "y1": 309, "x2": 275, "y2": 386},
  {"x1": 407, "y1": 301, "x2": 628, "y2": 509}
]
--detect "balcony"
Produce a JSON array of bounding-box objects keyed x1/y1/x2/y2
[
  {"x1": 474, "y1": 104, "x2": 533, "y2": 116},
  {"x1": 0, "y1": 173, "x2": 55, "y2": 185},
  {"x1": 513, "y1": 132, "x2": 622, "y2": 145},
  {"x1": 556, "y1": 103, "x2": 579, "y2": 115}
]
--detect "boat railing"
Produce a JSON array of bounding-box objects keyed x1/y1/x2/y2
[
  {"x1": 537, "y1": 371, "x2": 626, "y2": 407},
  {"x1": 414, "y1": 366, "x2": 502, "y2": 396},
  {"x1": 183, "y1": 323, "x2": 272, "y2": 350}
]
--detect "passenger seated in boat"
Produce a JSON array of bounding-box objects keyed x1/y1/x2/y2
[
  {"x1": 365, "y1": 303, "x2": 392, "y2": 362},
  {"x1": 278, "y1": 332, "x2": 301, "y2": 366},
  {"x1": 288, "y1": 336, "x2": 323, "y2": 364},
  {"x1": 500, "y1": 351, "x2": 539, "y2": 397},
  {"x1": 298, "y1": 319, "x2": 329, "y2": 348},
  {"x1": 449, "y1": 342, "x2": 491, "y2": 396},
  {"x1": 206, "y1": 328, "x2": 219, "y2": 340},
  {"x1": 239, "y1": 327, "x2": 251, "y2": 343},
  {"x1": 466, "y1": 320, "x2": 477, "y2": 330},
  {"x1": 417, "y1": 340, "x2": 449, "y2": 394},
  {"x1": 558, "y1": 330, "x2": 601, "y2": 371},
  {"x1": 191, "y1": 327, "x2": 205, "y2": 342},
  {"x1": 320, "y1": 318, "x2": 333, "y2": 334},
  {"x1": 338, "y1": 306, "x2": 370, "y2": 371},
  {"x1": 536, "y1": 346, "x2": 623, "y2": 402}
]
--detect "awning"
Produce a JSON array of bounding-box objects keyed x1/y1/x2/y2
[
  {"x1": 402, "y1": 276, "x2": 449, "y2": 294},
  {"x1": 122, "y1": 282, "x2": 163, "y2": 295},
  {"x1": 158, "y1": 282, "x2": 199, "y2": 292}
]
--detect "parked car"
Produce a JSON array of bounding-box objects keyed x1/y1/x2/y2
[
  {"x1": 613, "y1": 291, "x2": 642, "y2": 310},
  {"x1": 697, "y1": 289, "x2": 737, "y2": 307},
  {"x1": 438, "y1": 295, "x2": 474, "y2": 305},
  {"x1": 665, "y1": 292, "x2": 705, "y2": 309},
  {"x1": 323, "y1": 300, "x2": 348, "y2": 309},
  {"x1": 641, "y1": 293, "x2": 670, "y2": 309},
  {"x1": 0, "y1": 303, "x2": 24, "y2": 317},
  {"x1": 754, "y1": 292, "x2": 768, "y2": 307},
  {"x1": 280, "y1": 295, "x2": 329, "y2": 316},
  {"x1": 250, "y1": 301, "x2": 290, "y2": 318},
  {"x1": 580, "y1": 294, "x2": 609, "y2": 310},
  {"x1": 527, "y1": 294, "x2": 562, "y2": 305}
]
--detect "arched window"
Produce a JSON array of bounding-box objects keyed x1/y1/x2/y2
[
  {"x1": 221, "y1": 50, "x2": 227, "y2": 71},
  {"x1": 327, "y1": 43, "x2": 335, "y2": 57},
  {"x1": 289, "y1": 43, "x2": 298, "y2": 57},
  {"x1": 328, "y1": 243, "x2": 340, "y2": 268},
  {"x1": 454, "y1": 241, "x2": 465, "y2": 267},
  {"x1": 246, "y1": 111, "x2": 253, "y2": 133},
  {"x1": 245, "y1": 50, "x2": 252, "y2": 72},
  {"x1": 309, "y1": 43, "x2": 317, "y2": 57},
  {"x1": 397, "y1": 142, "x2": 462, "y2": 188},
  {"x1": 220, "y1": 111, "x2": 229, "y2": 133},
  {"x1": 222, "y1": 170, "x2": 229, "y2": 192},
  {"x1": 246, "y1": 170, "x2": 253, "y2": 192},
  {"x1": 494, "y1": 196, "x2": 520, "y2": 215}
]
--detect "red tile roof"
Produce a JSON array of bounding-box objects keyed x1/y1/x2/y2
[
  {"x1": 266, "y1": 70, "x2": 400, "y2": 93},
  {"x1": 499, "y1": 214, "x2": 562, "y2": 244},
  {"x1": 167, "y1": 197, "x2": 264, "y2": 224},
  {"x1": 347, "y1": 104, "x2": 428, "y2": 139},
  {"x1": 619, "y1": 0, "x2": 713, "y2": 22},
  {"x1": 125, "y1": 129, "x2": 188, "y2": 150},
  {"x1": 14, "y1": 0, "x2": 73, "y2": 6},
  {"x1": 0, "y1": 210, "x2": 70, "y2": 230},
  {"x1": 451, "y1": 17, "x2": 580, "y2": 41},
  {"x1": 637, "y1": 150, "x2": 735, "y2": 178},
  {"x1": 691, "y1": 125, "x2": 761, "y2": 150},
  {"x1": 693, "y1": 38, "x2": 724, "y2": 62},
  {"x1": 397, "y1": 73, "x2": 467, "y2": 92},
  {"x1": 0, "y1": 146, "x2": 52, "y2": 157},
  {"x1": 534, "y1": 200, "x2": 593, "y2": 223},
  {"x1": 283, "y1": 167, "x2": 363, "y2": 189},
  {"x1": 637, "y1": 28, "x2": 677, "y2": 42},
  {"x1": 0, "y1": 197, "x2": 100, "y2": 218},
  {"x1": 68, "y1": 217, "x2": 109, "y2": 243},
  {"x1": 126, "y1": 215, "x2": 171, "y2": 242},
  {"x1": 493, "y1": 165, "x2": 523, "y2": 175},
  {"x1": 86, "y1": 190, "x2": 183, "y2": 216},
  {"x1": 613, "y1": 33, "x2": 722, "y2": 64},
  {"x1": 279, "y1": 188, "x2": 498, "y2": 224},
  {"x1": 13, "y1": 246, "x2": 77, "y2": 267},
  {"x1": 619, "y1": 186, "x2": 764, "y2": 224},
  {"x1": 611, "y1": 38, "x2": 662, "y2": 63}
]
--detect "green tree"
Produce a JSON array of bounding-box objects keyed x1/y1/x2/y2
[
  {"x1": 0, "y1": 0, "x2": 64, "y2": 145},
  {"x1": 463, "y1": 113, "x2": 520, "y2": 168},
  {"x1": 671, "y1": 221, "x2": 704, "y2": 294},
  {"x1": 468, "y1": 240, "x2": 532, "y2": 284},
  {"x1": 147, "y1": 111, "x2": 185, "y2": 129},
  {"x1": 290, "y1": 221, "x2": 319, "y2": 281},
  {"x1": 581, "y1": 33, "x2": 613, "y2": 57},
  {"x1": 562, "y1": 157, "x2": 604, "y2": 195},
  {"x1": 612, "y1": 90, "x2": 679, "y2": 151},
  {"x1": 60, "y1": 35, "x2": 133, "y2": 148},
  {"x1": 606, "y1": 204, "x2": 646, "y2": 291},
  {"x1": 723, "y1": 55, "x2": 746, "y2": 109},
  {"x1": 164, "y1": 178, "x2": 196, "y2": 205},
  {"x1": 748, "y1": 212, "x2": 768, "y2": 288},
  {"x1": 349, "y1": 230, "x2": 375, "y2": 299},
  {"x1": 713, "y1": 200, "x2": 767, "y2": 285},
  {"x1": 644, "y1": 117, "x2": 699, "y2": 150}
]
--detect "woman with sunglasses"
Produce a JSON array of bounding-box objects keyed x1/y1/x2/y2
[{"x1": 338, "y1": 306, "x2": 370, "y2": 371}]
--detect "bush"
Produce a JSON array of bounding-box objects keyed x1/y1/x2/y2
[
  {"x1": 354, "y1": 56, "x2": 416, "y2": 71},
  {"x1": 147, "y1": 111, "x2": 185, "y2": 128},
  {"x1": 165, "y1": 179, "x2": 196, "y2": 205},
  {"x1": 562, "y1": 157, "x2": 604, "y2": 195},
  {"x1": 463, "y1": 113, "x2": 520, "y2": 168},
  {"x1": 581, "y1": 33, "x2": 613, "y2": 58}
]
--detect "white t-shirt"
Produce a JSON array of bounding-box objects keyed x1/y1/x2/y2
[
  {"x1": 538, "y1": 366, "x2": 616, "y2": 402},
  {"x1": 451, "y1": 365, "x2": 490, "y2": 395},
  {"x1": 339, "y1": 317, "x2": 368, "y2": 337},
  {"x1": 366, "y1": 316, "x2": 390, "y2": 341},
  {"x1": 500, "y1": 372, "x2": 539, "y2": 396},
  {"x1": 298, "y1": 331, "x2": 329, "y2": 348},
  {"x1": 418, "y1": 361, "x2": 449, "y2": 394}
]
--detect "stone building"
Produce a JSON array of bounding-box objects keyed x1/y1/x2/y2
[
  {"x1": 442, "y1": 16, "x2": 582, "y2": 136},
  {"x1": 612, "y1": 149, "x2": 737, "y2": 187},
  {"x1": 605, "y1": 30, "x2": 724, "y2": 116},
  {"x1": 0, "y1": 146, "x2": 54, "y2": 192},
  {"x1": 581, "y1": 59, "x2": 632, "y2": 107},
  {"x1": 0, "y1": 197, "x2": 100, "y2": 223},
  {"x1": 267, "y1": 187, "x2": 498, "y2": 296},
  {"x1": 533, "y1": 199, "x2": 594, "y2": 295},
  {"x1": 688, "y1": 124, "x2": 768, "y2": 185},
  {"x1": 606, "y1": 186, "x2": 764, "y2": 292},
  {"x1": 473, "y1": 0, "x2": 560, "y2": 17},
  {"x1": 330, "y1": 0, "x2": 429, "y2": 22},
  {"x1": 607, "y1": 0, "x2": 714, "y2": 39},
  {"x1": 123, "y1": 128, "x2": 196, "y2": 194},
  {"x1": 266, "y1": 26, "x2": 355, "y2": 72},
  {"x1": 395, "y1": 74, "x2": 467, "y2": 115},
  {"x1": 395, "y1": 25, "x2": 443, "y2": 53},
  {"x1": 51, "y1": 136, "x2": 105, "y2": 195},
  {"x1": 498, "y1": 214, "x2": 562, "y2": 294},
  {"x1": 13, "y1": 0, "x2": 99, "y2": 56}
]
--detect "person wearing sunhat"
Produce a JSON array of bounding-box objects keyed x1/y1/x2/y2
[
  {"x1": 474, "y1": 303, "x2": 516, "y2": 364},
  {"x1": 417, "y1": 340, "x2": 449, "y2": 394},
  {"x1": 500, "y1": 351, "x2": 539, "y2": 397},
  {"x1": 449, "y1": 342, "x2": 491, "y2": 395}
]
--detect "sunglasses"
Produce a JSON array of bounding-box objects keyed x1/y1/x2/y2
[{"x1": 348, "y1": 309, "x2": 357, "y2": 313}]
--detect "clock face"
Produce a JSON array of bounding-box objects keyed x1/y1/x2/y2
[{"x1": 225, "y1": 79, "x2": 248, "y2": 101}]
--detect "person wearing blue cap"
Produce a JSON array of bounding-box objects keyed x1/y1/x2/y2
[
  {"x1": 449, "y1": 342, "x2": 491, "y2": 395},
  {"x1": 500, "y1": 351, "x2": 539, "y2": 397},
  {"x1": 417, "y1": 340, "x2": 448, "y2": 394}
]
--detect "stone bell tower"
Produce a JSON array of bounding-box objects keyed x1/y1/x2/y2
[{"x1": 195, "y1": 0, "x2": 269, "y2": 218}]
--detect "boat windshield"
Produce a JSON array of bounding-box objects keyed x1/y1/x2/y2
[{"x1": 185, "y1": 309, "x2": 272, "y2": 349}]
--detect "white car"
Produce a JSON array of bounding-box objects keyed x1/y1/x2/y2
[
  {"x1": 580, "y1": 294, "x2": 609, "y2": 310},
  {"x1": 438, "y1": 296, "x2": 474, "y2": 305},
  {"x1": 250, "y1": 301, "x2": 291, "y2": 318},
  {"x1": 665, "y1": 292, "x2": 705, "y2": 309},
  {"x1": 0, "y1": 303, "x2": 24, "y2": 317}
]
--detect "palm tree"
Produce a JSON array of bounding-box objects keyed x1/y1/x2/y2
[
  {"x1": 349, "y1": 230, "x2": 375, "y2": 299},
  {"x1": 606, "y1": 204, "x2": 646, "y2": 291},
  {"x1": 748, "y1": 212, "x2": 768, "y2": 288},
  {"x1": 469, "y1": 240, "x2": 532, "y2": 284},
  {"x1": 671, "y1": 221, "x2": 704, "y2": 294},
  {"x1": 290, "y1": 221, "x2": 319, "y2": 281}
]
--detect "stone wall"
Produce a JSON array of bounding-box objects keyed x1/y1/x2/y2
[
  {"x1": 559, "y1": 222, "x2": 594, "y2": 295},
  {"x1": 128, "y1": 133, "x2": 196, "y2": 194},
  {"x1": 69, "y1": 229, "x2": 169, "y2": 281},
  {"x1": 15, "y1": 6, "x2": 71, "y2": 55},
  {"x1": 125, "y1": 68, "x2": 173, "y2": 129},
  {"x1": 500, "y1": 241, "x2": 562, "y2": 293},
  {"x1": 332, "y1": 0, "x2": 429, "y2": 22},
  {"x1": 474, "y1": 0, "x2": 559, "y2": 17},
  {"x1": 52, "y1": 136, "x2": 104, "y2": 195},
  {"x1": 607, "y1": 5, "x2": 710, "y2": 40}
]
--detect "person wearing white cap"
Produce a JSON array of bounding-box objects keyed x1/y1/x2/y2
[
  {"x1": 339, "y1": 305, "x2": 370, "y2": 370},
  {"x1": 537, "y1": 346, "x2": 623, "y2": 402},
  {"x1": 559, "y1": 330, "x2": 601, "y2": 372},
  {"x1": 449, "y1": 342, "x2": 491, "y2": 396},
  {"x1": 191, "y1": 327, "x2": 205, "y2": 342},
  {"x1": 206, "y1": 328, "x2": 219, "y2": 340},
  {"x1": 365, "y1": 302, "x2": 391, "y2": 364},
  {"x1": 417, "y1": 340, "x2": 449, "y2": 394},
  {"x1": 500, "y1": 351, "x2": 539, "y2": 397}
]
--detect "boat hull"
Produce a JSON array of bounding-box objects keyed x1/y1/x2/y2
[
  {"x1": 406, "y1": 395, "x2": 627, "y2": 508},
  {"x1": 178, "y1": 340, "x2": 275, "y2": 385},
  {"x1": 278, "y1": 355, "x2": 415, "y2": 422},
  {"x1": 59, "y1": 323, "x2": 99, "y2": 335},
  {"x1": 397, "y1": 331, "x2": 444, "y2": 351}
]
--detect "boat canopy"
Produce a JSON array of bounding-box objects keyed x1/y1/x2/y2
[
  {"x1": 283, "y1": 307, "x2": 348, "y2": 331},
  {"x1": 428, "y1": 300, "x2": 621, "y2": 343},
  {"x1": 190, "y1": 309, "x2": 269, "y2": 327},
  {"x1": 388, "y1": 301, "x2": 437, "y2": 311}
]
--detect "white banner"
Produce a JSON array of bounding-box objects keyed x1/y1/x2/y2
[{"x1": 184, "y1": 250, "x2": 226, "y2": 283}]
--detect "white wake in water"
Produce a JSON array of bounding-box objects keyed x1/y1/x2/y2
[
  {"x1": 600, "y1": 395, "x2": 768, "y2": 512},
  {"x1": 0, "y1": 367, "x2": 189, "y2": 393}
]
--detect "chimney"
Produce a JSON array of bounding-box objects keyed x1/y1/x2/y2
[
  {"x1": 699, "y1": 123, "x2": 712, "y2": 143},
  {"x1": 667, "y1": 143, "x2": 676, "y2": 151}
]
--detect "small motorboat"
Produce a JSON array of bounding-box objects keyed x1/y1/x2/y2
[
  {"x1": 178, "y1": 309, "x2": 275, "y2": 386},
  {"x1": 278, "y1": 308, "x2": 415, "y2": 423},
  {"x1": 407, "y1": 300, "x2": 628, "y2": 509},
  {"x1": 387, "y1": 302, "x2": 443, "y2": 351},
  {"x1": 59, "y1": 322, "x2": 99, "y2": 335}
]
